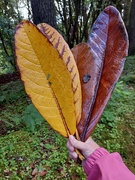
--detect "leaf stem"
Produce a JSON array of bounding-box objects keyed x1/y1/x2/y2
[{"x1": 75, "y1": 129, "x2": 85, "y2": 161}]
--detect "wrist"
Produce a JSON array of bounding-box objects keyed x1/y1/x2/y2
[
  {"x1": 83, "y1": 148, "x2": 109, "y2": 176},
  {"x1": 82, "y1": 138, "x2": 100, "y2": 158}
]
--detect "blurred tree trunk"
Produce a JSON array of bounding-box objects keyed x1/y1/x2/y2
[
  {"x1": 128, "y1": 0, "x2": 135, "y2": 55},
  {"x1": 26, "y1": 0, "x2": 32, "y2": 21},
  {"x1": 55, "y1": 0, "x2": 118, "y2": 48},
  {"x1": 123, "y1": 0, "x2": 131, "y2": 29},
  {"x1": 30, "y1": 0, "x2": 57, "y2": 28},
  {"x1": 56, "y1": 0, "x2": 100, "y2": 48}
]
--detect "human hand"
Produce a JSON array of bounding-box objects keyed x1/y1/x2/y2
[{"x1": 67, "y1": 135, "x2": 100, "y2": 161}]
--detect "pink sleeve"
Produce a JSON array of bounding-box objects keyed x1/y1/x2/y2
[{"x1": 83, "y1": 148, "x2": 135, "y2": 180}]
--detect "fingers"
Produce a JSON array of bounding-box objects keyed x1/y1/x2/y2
[
  {"x1": 67, "y1": 139, "x2": 74, "y2": 152},
  {"x1": 67, "y1": 135, "x2": 86, "y2": 161},
  {"x1": 67, "y1": 135, "x2": 100, "y2": 161},
  {"x1": 69, "y1": 151, "x2": 78, "y2": 161},
  {"x1": 68, "y1": 135, "x2": 85, "y2": 151},
  {"x1": 67, "y1": 136, "x2": 78, "y2": 161}
]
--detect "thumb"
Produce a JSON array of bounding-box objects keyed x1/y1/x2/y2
[{"x1": 69, "y1": 135, "x2": 85, "y2": 151}]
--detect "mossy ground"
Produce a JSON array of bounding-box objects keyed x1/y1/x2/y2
[{"x1": 0, "y1": 56, "x2": 135, "y2": 179}]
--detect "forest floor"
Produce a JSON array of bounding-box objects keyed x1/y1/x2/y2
[{"x1": 0, "y1": 56, "x2": 135, "y2": 179}]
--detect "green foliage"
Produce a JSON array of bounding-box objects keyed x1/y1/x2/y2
[
  {"x1": 0, "y1": 81, "x2": 26, "y2": 105},
  {"x1": 0, "y1": 127, "x2": 86, "y2": 179},
  {"x1": 121, "y1": 56, "x2": 135, "y2": 87},
  {"x1": 0, "y1": 15, "x2": 15, "y2": 71},
  {"x1": 0, "y1": 0, "x2": 24, "y2": 73},
  {"x1": 0, "y1": 50, "x2": 14, "y2": 75},
  {"x1": 0, "y1": 80, "x2": 28, "y2": 132},
  {"x1": 21, "y1": 104, "x2": 44, "y2": 132},
  {"x1": 98, "y1": 80, "x2": 131, "y2": 129}
]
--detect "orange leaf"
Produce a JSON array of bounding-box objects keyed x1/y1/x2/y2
[
  {"x1": 37, "y1": 23, "x2": 82, "y2": 124},
  {"x1": 14, "y1": 21, "x2": 82, "y2": 137}
]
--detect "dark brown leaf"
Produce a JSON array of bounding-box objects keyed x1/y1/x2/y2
[
  {"x1": 72, "y1": 43, "x2": 101, "y2": 140},
  {"x1": 74, "y1": 6, "x2": 129, "y2": 141}
]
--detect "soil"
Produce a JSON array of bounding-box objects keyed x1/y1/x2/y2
[{"x1": 0, "y1": 72, "x2": 20, "y2": 85}]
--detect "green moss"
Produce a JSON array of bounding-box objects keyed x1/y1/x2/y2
[{"x1": 0, "y1": 126, "x2": 85, "y2": 179}]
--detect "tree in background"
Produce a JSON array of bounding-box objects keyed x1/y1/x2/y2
[
  {"x1": 128, "y1": 0, "x2": 135, "y2": 55},
  {"x1": 26, "y1": 0, "x2": 32, "y2": 21},
  {"x1": 30, "y1": 0, "x2": 57, "y2": 28},
  {"x1": 0, "y1": 0, "x2": 33, "y2": 73},
  {"x1": 30, "y1": 0, "x2": 116, "y2": 48},
  {"x1": 0, "y1": 0, "x2": 30, "y2": 72},
  {"x1": 55, "y1": 0, "x2": 129, "y2": 48},
  {"x1": 30, "y1": 0, "x2": 135, "y2": 52},
  {"x1": 0, "y1": 0, "x2": 21, "y2": 71},
  {"x1": 55, "y1": 0, "x2": 113, "y2": 48},
  {"x1": 123, "y1": 0, "x2": 132, "y2": 29}
]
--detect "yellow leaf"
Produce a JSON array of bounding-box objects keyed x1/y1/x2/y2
[
  {"x1": 37, "y1": 23, "x2": 82, "y2": 124},
  {"x1": 14, "y1": 21, "x2": 81, "y2": 137}
]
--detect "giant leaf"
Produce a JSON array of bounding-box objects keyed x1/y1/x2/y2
[
  {"x1": 72, "y1": 6, "x2": 129, "y2": 141},
  {"x1": 72, "y1": 43, "x2": 100, "y2": 139},
  {"x1": 37, "y1": 23, "x2": 82, "y2": 124},
  {"x1": 14, "y1": 21, "x2": 82, "y2": 137}
]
